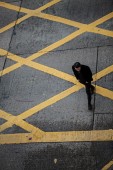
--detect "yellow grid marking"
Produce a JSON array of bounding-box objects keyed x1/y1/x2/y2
[
  {"x1": 0, "y1": 130, "x2": 113, "y2": 144},
  {"x1": 102, "y1": 160, "x2": 113, "y2": 170},
  {"x1": 0, "y1": 0, "x2": 113, "y2": 145}
]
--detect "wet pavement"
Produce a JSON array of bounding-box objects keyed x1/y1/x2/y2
[{"x1": 0, "y1": 0, "x2": 113, "y2": 169}]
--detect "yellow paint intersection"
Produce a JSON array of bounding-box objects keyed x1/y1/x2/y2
[{"x1": 0, "y1": 0, "x2": 113, "y2": 147}]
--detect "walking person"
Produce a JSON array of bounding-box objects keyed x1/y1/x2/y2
[{"x1": 72, "y1": 62, "x2": 95, "y2": 110}]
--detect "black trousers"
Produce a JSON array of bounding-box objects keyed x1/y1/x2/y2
[{"x1": 81, "y1": 81, "x2": 94, "y2": 105}]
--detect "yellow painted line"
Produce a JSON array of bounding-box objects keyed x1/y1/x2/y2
[
  {"x1": 1, "y1": 48, "x2": 113, "y2": 105},
  {"x1": 0, "y1": 85, "x2": 82, "y2": 133},
  {"x1": 0, "y1": 63, "x2": 21, "y2": 76},
  {"x1": 90, "y1": 12, "x2": 113, "y2": 27},
  {"x1": 40, "y1": 129, "x2": 113, "y2": 142},
  {"x1": 0, "y1": 0, "x2": 61, "y2": 13},
  {"x1": 1, "y1": 49, "x2": 113, "y2": 86},
  {"x1": 0, "y1": 110, "x2": 43, "y2": 133},
  {"x1": 27, "y1": 61, "x2": 77, "y2": 84},
  {"x1": 0, "y1": 0, "x2": 61, "y2": 33},
  {"x1": 0, "y1": 2, "x2": 32, "y2": 13},
  {"x1": 96, "y1": 85, "x2": 113, "y2": 100},
  {"x1": 0, "y1": 133, "x2": 33, "y2": 144},
  {"x1": 0, "y1": 109, "x2": 15, "y2": 120},
  {"x1": 0, "y1": 49, "x2": 77, "y2": 83},
  {"x1": 18, "y1": 85, "x2": 82, "y2": 120},
  {"x1": 0, "y1": 129, "x2": 113, "y2": 144},
  {"x1": 38, "y1": 12, "x2": 85, "y2": 28},
  {"x1": 0, "y1": 0, "x2": 113, "y2": 42},
  {"x1": 34, "y1": 0, "x2": 61, "y2": 12},
  {"x1": 102, "y1": 160, "x2": 113, "y2": 170},
  {"x1": 27, "y1": 29, "x2": 86, "y2": 60},
  {"x1": 93, "y1": 65, "x2": 113, "y2": 81},
  {"x1": 89, "y1": 27, "x2": 113, "y2": 38},
  {"x1": 0, "y1": 14, "x2": 31, "y2": 33}
]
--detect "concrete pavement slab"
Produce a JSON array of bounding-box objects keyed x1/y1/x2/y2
[
  {"x1": 20, "y1": 0, "x2": 52, "y2": 10},
  {"x1": 2, "y1": 125, "x2": 29, "y2": 134},
  {"x1": 0, "y1": 5, "x2": 21, "y2": 28},
  {"x1": 0, "y1": 142, "x2": 113, "y2": 170},
  {"x1": 43, "y1": 0, "x2": 113, "y2": 24},
  {"x1": 1, "y1": 0, "x2": 20, "y2": 2},
  {"x1": 94, "y1": 94, "x2": 113, "y2": 113},
  {"x1": 34, "y1": 47, "x2": 97, "y2": 75},
  {"x1": 3, "y1": 58, "x2": 17, "y2": 68},
  {"x1": 26, "y1": 90, "x2": 94, "y2": 131},
  {"x1": 97, "y1": 46, "x2": 113, "y2": 71},
  {"x1": 6, "y1": 17, "x2": 77, "y2": 56},
  {"x1": 98, "y1": 18, "x2": 113, "y2": 31},
  {"x1": 94, "y1": 46, "x2": 113, "y2": 113},
  {"x1": 54, "y1": 32, "x2": 113, "y2": 51},
  {"x1": 0, "y1": 56, "x2": 5, "y2": 71},
  {"x1": 0, "y1": 28, "x2": 14, "y2": 51},
  {"x1": 93, "y1": 113, "x2": 113, "y2": 130},
  {"x1": 0, "y1": 65, "x2": 72, "y2": 115},
  {"x1": 0, "y1": 1, "x2": 25, "y2": 51},
  {"x1": 0, "y1": 118, "x2": 6, "y2": 125},
  {"x1": 0, "y1": 0, "x2": 113, "y2": 169}
]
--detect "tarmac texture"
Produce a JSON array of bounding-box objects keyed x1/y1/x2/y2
[{"x1": 0, "y1": 0, "x2": 113, "y2": 169}]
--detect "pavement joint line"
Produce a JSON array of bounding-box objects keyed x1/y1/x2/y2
[
  {"x1": 0, "y1": 1, "x2": 113, "y2": 144},
  {"x1": 102, "y1": 160, "x2": 113, "y2": 170}
]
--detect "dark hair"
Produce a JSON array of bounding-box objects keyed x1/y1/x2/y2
[{"x1": 73, "y1": 62, "x2": 81, "y2": 68}]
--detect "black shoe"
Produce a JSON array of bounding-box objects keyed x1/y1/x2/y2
[{"x1": 88, "y1": 104, "x2": 92, "y2": 110}]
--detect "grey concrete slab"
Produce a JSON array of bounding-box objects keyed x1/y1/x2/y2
[
  {"x1": 97, "y1": 46, "x2": 113, "y2": 72},
  {"x1": 1, "y1": 125, "x2": 29, "y2": 134},
  {"x1": 8, "y1": 0, "x2": 52, "y2": 10},
  {"x1": 0, "y1": 142, "x2": 113, "y2": 170},
  {"x1": 26, "y1": 90, "x2": 94, "y2": 132},
  {"x1": 0, "y1": 56, "x2": 5, "y2": 71},
  {"x1": 43, "y1": 0, "x2": 113, "y2": 24},
  {"x1": 0, "y1": 28, "x2": 14, "y2": 51},
  {"x1": 97, "y1": 73, "x2": 113, "y2": 91},
  {"x1": 98, "y1": 18, "x2": 113, "y2": 31},
  {"x1": 34, "y1": 47, "x2": 97, "y2": 75},
  {"x1": 93, "y1": 114, "x2": 113, "y2": 130},
  {"x1": 53, "y1": 32, "x2": 113, "y2": 51},
  {"x1": 94, "y1": 94, "x2": 113, "y2": 113},
  {"x1": 94, "y1": 46, "x2": 113, "y2": 113},
  {"x1": 0, "y1": 118, "x2": 6, "y2": 125},
  {"x1": 0, "y1": 58, "x2": 16, "y2": 73},
  {"x1": 0, "y1": 2, "x2": 25, "y2": 52},
  {"x1": 7, "y1": 16, "x2": 77, "y2": 57},
  {"x1": 0, "y1": 65, "x2": 72, "y2": 115},
  {"x1": 21, "y1": 0, "x2": 51, "y2": 10},
  {"x1": 4, "y1": 58, "x2": 17, "y2": 68},
  {"x1": 0, "y1": 2, "x2": 24, "y2": 29},
  {"x1": 1, "y1": 0, "x2": 20, "y2": 2}
]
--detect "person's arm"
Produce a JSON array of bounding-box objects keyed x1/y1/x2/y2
[
  {"x1": 72, "y1": 65, "x2": 79, "y2": 80},
  {"x1": 86, "y1": 66, "x2": 93, "y2": 82}
]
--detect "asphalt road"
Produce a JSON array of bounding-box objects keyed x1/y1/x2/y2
[{"x1": 0, "y1": 0, "x2": 113, "y2": 170}]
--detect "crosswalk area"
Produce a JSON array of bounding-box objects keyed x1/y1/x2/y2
[{"x1": 0, "y1": 0, "x2": 113, "y2": 169}]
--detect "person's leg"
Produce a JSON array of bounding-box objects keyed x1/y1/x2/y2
[
  {"x1": 90, "y1": 84, "x2": 95, "y2": 94},
  {"x1": 85, "y1": 82, "x2": 92, "y2": 110}
]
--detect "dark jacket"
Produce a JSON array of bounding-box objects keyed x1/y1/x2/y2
[{"x1": 72, "y1": 64, "x2": 93, "y2": 84}]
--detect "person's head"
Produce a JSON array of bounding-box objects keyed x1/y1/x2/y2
[{"x1": 74, "y1": 62, "x2": 81, "y2": 71}]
